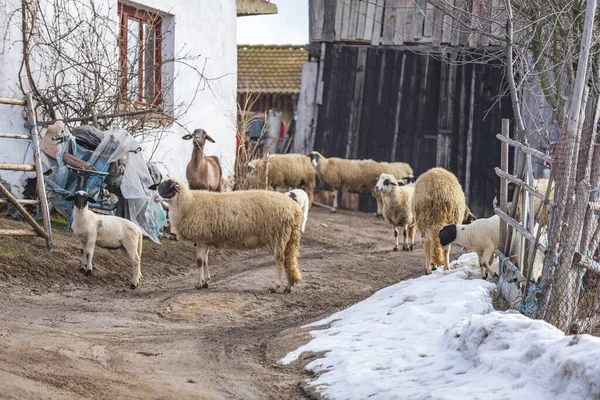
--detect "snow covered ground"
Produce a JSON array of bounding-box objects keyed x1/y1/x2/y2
[{"x1": 281, "y1": 253, "x2": 600, "y2": 400}]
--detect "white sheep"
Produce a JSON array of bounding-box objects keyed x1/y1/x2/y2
[
  {"x1": 66, "y1": 190, "x2": 143, "y2": 289},
  {"x1": 375, "y1": 173, "x2": 415, "y2": 251},
  {"x1": 438, "y1": 214, "x2": 521, "y2": 280},
  {"x1": 285, "y1": 188, "x2": 309, "y2": 233},
  {"x1": 149, "y1": 179, "x2": 303, "y2": 293}
]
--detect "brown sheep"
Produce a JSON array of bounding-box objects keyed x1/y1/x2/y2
[
  {"x1": 412, "y1": 167, "x2": 466, "y2": 274},
  {"x1": 310, "y1": 151, "x2": 393, "y2": 213},
  {"x1": 183, "y1": 128, "x2": 222, "y2": 192},
  {"x1": 149, "y1": 179, "x2": 303, "y2": 293},
  {"x1": 265, "y1": 153, "x2": 316, "y2": 204}
]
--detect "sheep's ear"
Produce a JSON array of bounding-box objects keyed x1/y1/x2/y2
[
  {"x1": 182, "y1": 134, "x2": 193, "y2": 140},
  {"x1": 65, "y1": 195, "x2": 75, "y2": 202},
  {"x1": 148, "y1": 183, "x2": 159, "y2": 190},
  {"x1": 174, "y1": 182, "x2": 180, "y2": 192},
  {"x1": 87, "y1": 196, "x2": 97, "y2": 204},
  {"x1": 205, "y1": 134, "x2": 215, "y2": 143},
  {"x1": 396, "y1": 180, "x2": 405, "y2": 186}
]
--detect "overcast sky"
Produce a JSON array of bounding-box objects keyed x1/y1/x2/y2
[{"x1": 237, "y1": 0, "x2": 309, "y2": 45}]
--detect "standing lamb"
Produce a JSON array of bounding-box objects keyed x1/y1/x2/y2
[
  {"x1": 439, "y1": 214, "x2": 522, "y2": 279},
  {"x1": 412, "y1": 167, "x2": 466, "y2": 274},
  {"x1": 375, "y1": 173, "x2": 416, "y2": 251},
  {"x1": 183, "y1": 128, "x2": 222, "y2": 192},
  {"x1": 149, "y1": 179, "x2": 303, "y2": 293},
  {"x1": 286, "y1": 188, "x2": 309, "y2": 233},
  {"x1": 66, "y1": 191, "x2": 143, "y2": 289},
  {"x1": 265, "y1": 153, "x2": 316, "y2": 204},
  {"x1": 373, "y1": 161, "x2": 415, "y2": 218}
]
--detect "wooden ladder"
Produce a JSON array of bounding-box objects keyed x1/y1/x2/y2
[{"x1": 0, "y1": 93, "x2": 53, "y2": 249}]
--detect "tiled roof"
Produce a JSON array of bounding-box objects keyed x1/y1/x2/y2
[{"x1": 238, "y1": 45, "x2": 308, "y2": 94}]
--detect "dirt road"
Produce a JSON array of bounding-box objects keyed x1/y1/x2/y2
[{"x1": 0, "y1": 208, "x2": 461, "y2": 399}]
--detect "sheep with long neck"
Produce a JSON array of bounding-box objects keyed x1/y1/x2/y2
[{"x1": 184, "y1": 128, "x2": 222, "y2": 192}]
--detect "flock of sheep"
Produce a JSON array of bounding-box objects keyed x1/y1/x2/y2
[{"x1": 64, "y1": 128, "x2": 554, "y2": 292}]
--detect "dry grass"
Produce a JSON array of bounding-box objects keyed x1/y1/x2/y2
[{"x1": 233, "y1": 92, "x2": 271, "y2": 191}]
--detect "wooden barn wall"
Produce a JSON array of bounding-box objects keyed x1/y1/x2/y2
[{"x1": 312, "y1": 43, "x2": 514, "y2": 218}]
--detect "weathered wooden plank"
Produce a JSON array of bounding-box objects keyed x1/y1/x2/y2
[
  {"x1": 494, "y1": 168, "x2": 555, "y2": 205},
  {"x1": 363, "y1": 0, "x2": 376, "y2": 41},
  {"x1": 392, "y1": 0, "x2": 405, "y2": 44},
  {"x1": 371, "y1": 0, "x2": 385, "y2": 45},
  {"x1": 293, "y1": 62, "x2": 320, "y2": 154},
  {"x1": 347, "y1": 0, "x2": 360, "y2": 40},
  {"x1": 0, "y1": 133, "x2": 30, "y2": 140},
  {"x1": 479, "y1": 0, "x2": 492, "y2": 46},
  {"x1": 340, "y1": 0, "x2": 352, "y2": 39},
  {"x1": 0, "y1": 228, "x2": 39, "y2": 236},
  {"x1": 309, "y1": 0, "x2": 325, "y2": 41},
  {"x1": 464, "y1": 65, "x2": 476, "y2": 199},
  {"x1": 423, "y1": 2, "x2": 435, "y2": 37},
  {"x1": 0, "y1": 181, "x2": 48, "y2": 240},
  {"x1": 402, "y1": 0, "x2": 414, "y2": 43},
  {"x1": 382, "y1": 0, "x2": 397, "y2": 45},
  {"x1": 451, "y1": 0, "x2": 463, "y2": 46},
  {"x1": 457, "y1": 0, "x2": 471, "y2": 46},
  {"x1": 413, "y1": 0, "x2": 426, "y2": 40},
  {"x1": 490, "y1": 0, "x2": 505, "y2": 45},
  {"x1": 0, "y1": 163, "x2": 35, "y2": 171},
  {"x1": 469, "y1": 0, "x2": 482, "y2": 48},
  {"x1": 391, "y1": 53, "x2": 407, "y2": 161},
  {"x1": 323, "y1": 0, "x2": 338, "y2": 41},
  {"x1": 346, "y1": 47, "x2": 368, "y2": 158},
  {"x1": 442, "y1": 13, "x2": 453, "y2": 44},
  {"x1": 0, "y1": 198, "x2": 40, "y2": 205},
  {"x1": 0, "y1": 97, "x2": 26, "y2": 106},
  {"x1": 499, "y1": 119, "x2": 509, "y2": 250},
  {"x1": 495, "y1": 134, "x2": 552, "y2": 162},
  {"x1": 494, "y1": 208, "x2": 547, "y2": 252},
  {"x1": 356, "y1": 0, "x2": 368, "y2": 39},
  {"x1": 432, "y1": 7, "x2": 443, "y2": 46}
]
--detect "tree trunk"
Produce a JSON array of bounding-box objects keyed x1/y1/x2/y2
[{"x1": 539, "y1": 0, "x2": 598, "y2": 330}]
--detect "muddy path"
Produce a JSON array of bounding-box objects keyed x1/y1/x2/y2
[{"x1": 0, "y1": 208, "x2": 462, "y2": 399}]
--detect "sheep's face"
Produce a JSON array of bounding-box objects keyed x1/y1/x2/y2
[
  {"x1": 375, "y1": 174, "x2": 402, "y2": 194},
  {"x1": 182, "y1": 128, "x2": 215, "y2": 150},
  {"x1": 439, "y1": 224, "x2": 459, "y2": 247},
  {"x1": 309, "y1": 152, "x2": 321, "y2": 168},
  {"x1": 149, "y1": 180, "x2": 180, "y2": 200},
  {"x1": 65, "y1": 190, "x2": 96, "y2": 210}
]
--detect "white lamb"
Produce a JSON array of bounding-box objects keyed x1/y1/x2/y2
[
  {"x1": 438, "y1": 214, "x2": 520, "y2": 280},
  {"x1": 66, "y1": 190, "x2": 143, "y2": 289},
  {"x1": 285, "y1": 188, "x2": 309, "y2": 233}
]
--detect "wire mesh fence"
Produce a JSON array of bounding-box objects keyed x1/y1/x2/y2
[{"x1": 495, "y1": 112, "x2": 600, "y2": 336}]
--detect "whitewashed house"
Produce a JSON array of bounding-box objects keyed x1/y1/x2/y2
[{"x1": 0, "y1": 0, "x2": 276, "y2": 195}]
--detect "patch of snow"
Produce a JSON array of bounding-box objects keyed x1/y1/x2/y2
[{"x1": 281, "y1": 252, "x2": 600, "y2": 400}]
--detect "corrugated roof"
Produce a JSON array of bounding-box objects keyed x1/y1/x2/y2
[{"x1": 238, "y1": 45, "x2": 308, "y2": 94}]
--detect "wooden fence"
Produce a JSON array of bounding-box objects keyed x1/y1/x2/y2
[
  {"x1": 494, "y1": 118, "x2": 553, "y2": 307},
  {"x1": 309, "y1": 0, "x2": 504, "y2": 47},
  {"x1": 305, "y1": 43, "x2": 514, "y2": 217}
]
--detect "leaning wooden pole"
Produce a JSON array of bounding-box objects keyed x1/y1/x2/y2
[
  {"x1": 0, "y1": 182, "x2": 48, "y2": 239},
  {"x1": 26, "y1": 93, "x2": 53, "y2": 249}
]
